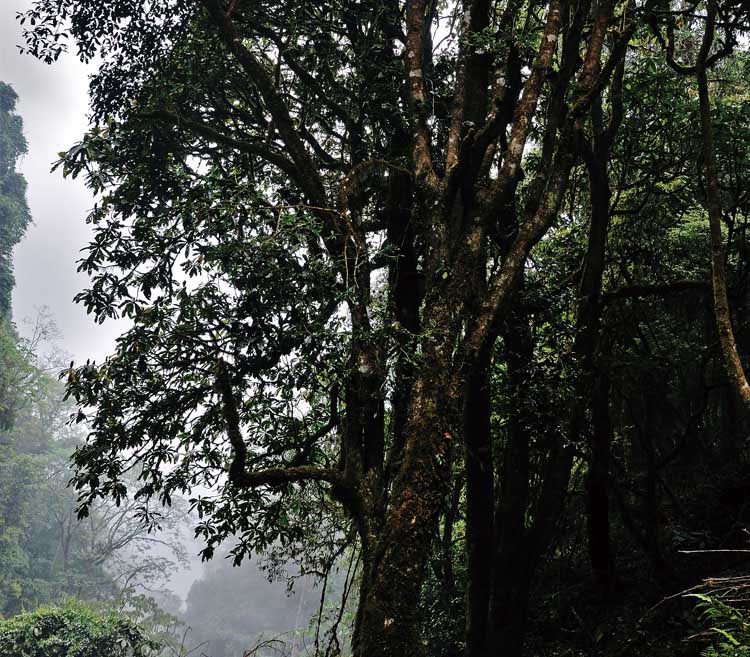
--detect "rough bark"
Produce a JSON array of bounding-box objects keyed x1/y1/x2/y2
[{"x1": 356, "y1": 308, "x2": 462, "y2": 657}]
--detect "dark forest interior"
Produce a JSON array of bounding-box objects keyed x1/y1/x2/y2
[{"x1": 3, "y1": 1, "x2": 750, "y2": 656}]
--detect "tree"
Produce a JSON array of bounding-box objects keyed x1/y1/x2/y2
[
  {"x1": 0, "y1": 357, "x2": 189, "y2": 616},
  {"x1": 0, "y1": 314, "x2": 188, "y2": 616},
  {"x1": 648, "y1": 0, "x2": 750, "y2": 406},
  {"x1": 19, "y1": 1, "x2": 750, "y2": 655},
  {"x1": 0, "y1": 81, "x2": 30, "y2": 322},
  {"x1": 0, "y1": 81, "x2": 32, "y2": 431}
]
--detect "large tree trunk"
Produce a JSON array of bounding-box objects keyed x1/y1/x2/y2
[
  {"x1": 355, "y1": 326, "x2": 461, "y2": 657},
  {"x1": 463, "y1": 365, "x2": 494, "y2": 657},
  {"x1": 486, "y1": 309, "x2": 534, "y2": 657}
]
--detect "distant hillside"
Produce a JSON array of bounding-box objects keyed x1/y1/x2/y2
[{"x1": 0, "y1": 81, "x2": 30, "y2": 321}]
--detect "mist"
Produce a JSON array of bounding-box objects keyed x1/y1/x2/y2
[{"x1": 0, "y1": 3, "x2": 334, "y2": 656}]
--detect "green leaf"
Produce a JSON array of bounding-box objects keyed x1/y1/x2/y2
[{"x1": 711, "y1": 627, "x2": 740, "y2": 646}]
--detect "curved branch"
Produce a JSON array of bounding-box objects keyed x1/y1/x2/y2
[
  {"x1": 215, "y1": 361, "x2": 336, "y2": 486},
  {"x1": 213, "y1": 361, "x2": 362, "y2": 525},
  {"x1": 139, "y1": 110, "x2": 300, "y2": 179}
]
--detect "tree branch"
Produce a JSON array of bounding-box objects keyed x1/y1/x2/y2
[
  {"x1": 214, "y1": 361, "x2": 346, "y2": 491},
  {"x1": 486, "y1": 0, "x2": 564, "y2": 207},
  {"x1": 445, "y1": 0, "x2": 492, "y2": 170},
  {"x1": 200, "y1": 0, "x2": 328, "y2": 208},
  {"x1": 404, "y1": 0, "x2": 439, "y2": 188},
  {"x1": 139, "y1": 109, "x2": 300, "y2": 179}
]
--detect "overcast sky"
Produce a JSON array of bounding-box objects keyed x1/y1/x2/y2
[
  {"x1": 0, "y1": 2, "x2": 316, "y2": 612},
  {"x1": 0, "y1": 1, "x2": 205, "y2": 601},
  {"x1": 1, "y1": 0, "x2": 126, "y2": 363}
]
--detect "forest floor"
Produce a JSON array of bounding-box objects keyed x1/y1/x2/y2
[{"x1": 526, "y1": 460, "x2": 750, "y2": 657}]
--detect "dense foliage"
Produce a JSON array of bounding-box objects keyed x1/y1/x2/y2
[
  {"x1": 0, "y1": 82, "x2": 31, "y2": 431},
  {"x1": 0, "y1": 82, "x2": 30, "y2": 321},
  {"x1": 0, "y1": 81, "x2": 190, "y2": 656},
  {"x1": 13, "y1": 1, "x2": 750, "y2": 656},
  {"x1": 0, "y1": 601, "x2": 160, "y2": 657}
]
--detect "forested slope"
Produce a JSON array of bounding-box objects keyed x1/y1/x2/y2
[
  {"x1": 0, "y1": 83, "x2": 190, "y2": 655},
  {"x1": 0, "y1": 82, "x2": 31, "y2": 432},
  {"x1": 9, "y1": 1, "x2": 750, "y2": 656}
]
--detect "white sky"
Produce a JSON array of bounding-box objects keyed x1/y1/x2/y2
[
  {"x1": 0, "y1": 0, "x2": 318, "y2": 610},
  {"x1": 1, "y1": 0, "x2": 126, "y2": 363},
  {"x1": 0, "y1": 1, "x2": 204, "y2": 601}
]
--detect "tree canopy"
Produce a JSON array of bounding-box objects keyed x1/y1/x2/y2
[
  {"x1": 16, "y1": 1, "x2": 750, "y2": 656},
  {"x1": 0, "y1": 81, "x2": 31, "y2": 431}
]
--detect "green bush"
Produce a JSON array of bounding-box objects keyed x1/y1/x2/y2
[{"x1": 0, "y1": 600, "x2": 160, "y2": 657}]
